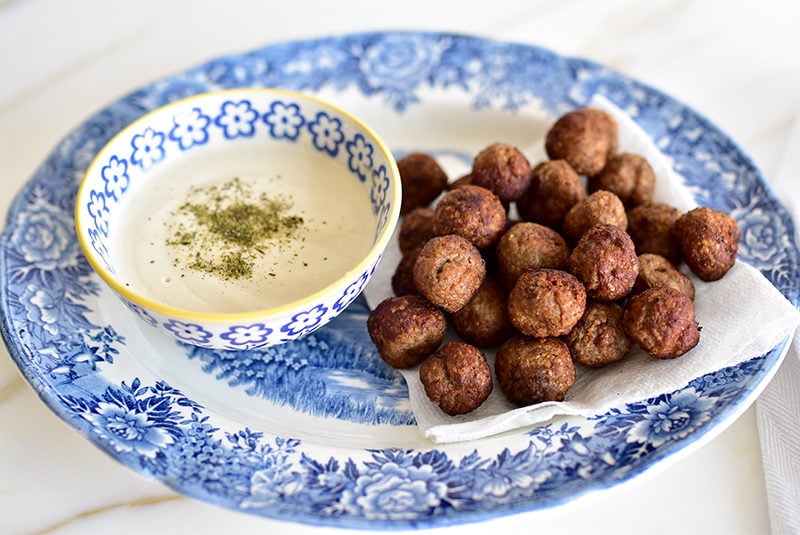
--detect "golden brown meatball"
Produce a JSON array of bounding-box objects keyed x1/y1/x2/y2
[
  {"x1": 673, "y1": 207, "x2": 740, "y2": 281},
  {"x1": 562, "y1": 190, "x2": 628, "y2": 245},
  {"x1": 623, "y1": 286, "x2": 701, "y2": 359},
  {"x1": 397, "y1": 152, "x2": 448, "y2": 214},
  {"x1": 568, "y1": 223, "x2": 639, "y2": 301},
  {"x1": 398, "y1": 207, "x2": 435, "y2": 254},
  {"x1": 447, "y1": 173, "x2": 474, "y2": 190},
  {"x1": 507, "y1": 268, "x2": 586, "y2": 337},
  {"x1": 451, "y1": 277, "x2": 516, "y2": 348},
  {"x1": 565, "y1": 300, "x2": 631, "y2": 368},
  {"x1": 471, "y1": 142, "x2": 533, "y2": 203},
  {"x1": 626, "y1": 202, "x2": 683, "y2": 265},
  {"x1": 588, "y1": 152, "x2": 655, "y2": 208},
  {"x1": 545, "y1": 108, "x2": 618, "y2": 176},
  {"x1": 391, "y1": 245, "x2": 422, "y2": 297},
  {"x1": 432, "y1": 185, "x2": 507, "y2": 250},
  {"x1": 419, "y1": 342, "x2": 493, "y2": 415},
  {"x1": 632, "y1": 253, "x2": 695, "y2": 300},
  {"x1": 495, "y1": 222, "x2": 570, "y2": 290},
  {"x1": 495, "y1": 336, "x2": 576, "y2": 405},
  {"x1": 413, "y1": 234, "x2": 486, "y2": 313},
  {"x1": 367, "y1": 295, "x2": 447, "y2": 369},
  {"x1": 590, "y1": 108, "x2": 620, "y2": 154},
  {"x1": 516, "y1": 159, "x2": 586, "y2": 229}
]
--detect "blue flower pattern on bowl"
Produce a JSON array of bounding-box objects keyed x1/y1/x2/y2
[
  {"x1": 308, "y1": 111, "x2": 345, "y2": 156},
  {"x1": 263, "y1": 100, "x2": 305, "y2": 140},
  {"x1": 163, "y1": 319, "x2": 214, "y2": 346},
  {"x1": 346, "y1": 133, "x2": 374, "y2": 183},
  {"x1": 332, "y1": 271, "x2": 370, "y2": 312},
  {"x1": 100, "y1": 155, "x2": 130, "y2": 202},
  {"x1": 214, "y1": 99, "x2": 259, "y2": 139},
  {"x1": 375, "y1": 203, "x2": 394, "y2": 244},
  {"x1": 220, "y1": 323, "x2": 274, "y2": 347},
  {"x1": 130, "y1": 127, "x2": 166, "y2": 169},
  {"x1": 87, "y1": 227, "x2": 111, "y2": 272},
  {"x1": 370, "y1": 164, "x2": 390, "y2": 214},
  {"x1": 87, "y1": 189, "x2": 110, "y2": 237},
  {"x1": 3, "y1": 32, "x2": 799, "y2": 530},
  {"x1": 168, "y1": 106, "x2": 211, "y2": 150},
  {"x1": 280, "y1": 304, "x2": 328, "y2": 338}
]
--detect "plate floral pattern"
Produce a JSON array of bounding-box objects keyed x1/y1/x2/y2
[{"x1": 1, "y1": 32, "x2": 799, "y2": 529}]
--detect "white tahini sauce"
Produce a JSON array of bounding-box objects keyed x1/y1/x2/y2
[{"x1": 111, "y1": 142, "x2": 376, "y2": 313}]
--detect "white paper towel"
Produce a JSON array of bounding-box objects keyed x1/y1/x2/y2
[{"x1": 364, "y1": 96, "x2": 800, "y2": 443}]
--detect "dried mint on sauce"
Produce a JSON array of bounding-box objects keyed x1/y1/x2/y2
[{"x1": 166, "y1": 177, "x2": 304, "y2": 280}]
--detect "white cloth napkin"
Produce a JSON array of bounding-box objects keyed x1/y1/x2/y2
[
  {"x1": 755, "y1": 106, "x2": 800, "y2": 535},
  {"x1": 364, "y1": 96, "x2": 800, "y2": 443}
]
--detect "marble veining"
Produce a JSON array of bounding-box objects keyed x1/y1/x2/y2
[{"x1": 36, "y1": 495, "x2": 185, "y2": 535}]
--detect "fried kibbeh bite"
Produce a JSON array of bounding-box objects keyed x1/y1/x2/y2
[
  {"x1": 391, "y1": 245, "x2": 422, "y2": 297},
  {"x1": 495, "y1": 222, "x2": 570, "y2": 290},
  {"x1": 367, "y1": 295, "x2": 447, "y2": 369},
  {"x1": 397, "y1": 152, "x2": 448, "y2": 214},
  {"x1": 565, "y1": 300, "x2": 631, "y2": 368},
  {"x1": 507, "y1": 268, "x2": 586, "y2": 337},
  {"x1": 451, "y1": 277, "x2": 516, "y2": 348},
  {"x1": 623, "y1": 286, "x2": 701, "y2": 359},
  {"x1": 673, "y1": 207, "x2": 740, "y2": 281},
  {"x1": 562, "y1": 190, "x2": 628, "y2": 245},
  {"x1": 413, "y1": 234, "x2": 486, "y2": 313},
  {"x1": 568, "y1": 223, "x2": 639, "y2": 301},
  {"x1": 632, "y1": 253, "x2": 695, "y2": 300},
  {"x1": 516, "y1": 159, "x2": 586, "y2": 229},
  {"x1": 626, "y1": 202, "x2": 683, "y2": 265},
  {"x1": 398, "y1": 207, "x2": 435, "y2": 254},
  {"x1": 447, "y1": 173, "x2": 474, "y2": 190},
  {"x1": 545, "y1": 108, "x2": 618, "y2": 176},
  {"x1": 419, "y1": 341, "x2": 493, "y2": 415},
  {"x1": 471, "y1": 142, "x2": 533, "y2": 203},
  {"x1": 588, "y1": 152, "x2": 655, "y2": 208},
  {"x1": 495, "y1": 336, "x2": 576, "y2": 405},
  {"x1": 432, "y1": 185, "x2": 507, "y2": 250}
]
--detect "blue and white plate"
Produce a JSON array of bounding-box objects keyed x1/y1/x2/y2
[{"x1": 1, "y1": 32, "x2": 798, "y2": 529}]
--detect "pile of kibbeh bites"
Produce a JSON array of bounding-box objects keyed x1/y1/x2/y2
[{"x1": 367, "y1": 108, "x2": 741, "y2": 417}]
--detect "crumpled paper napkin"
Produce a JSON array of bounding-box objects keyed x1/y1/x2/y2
[{"x1": 364, "y1": 96, "x2": 800, "y2": 443}]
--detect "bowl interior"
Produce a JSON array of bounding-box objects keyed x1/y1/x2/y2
[{"x1": 76, "y1": 89, "x2": 399, "y2": 316}]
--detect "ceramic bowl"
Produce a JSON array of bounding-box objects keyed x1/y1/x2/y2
[{"x1": 75, "y1": 88, "x2": 400, "y2": 350}]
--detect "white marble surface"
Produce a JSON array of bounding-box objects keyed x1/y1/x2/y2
[{"x1": 1, "y1": 1, "x2": 799, "y2": 533}]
